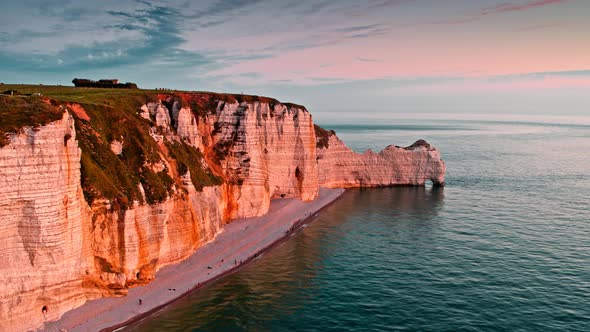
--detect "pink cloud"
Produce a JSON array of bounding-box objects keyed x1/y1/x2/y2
[
  {"x1": 429, "y1": 17, "x2": 480, "y2": 25},
  {"x1": 429, "y1": 0, "x2": 570, "y2": 26},
  {"x1": 397, "y1": 76, "x2": 590, "y2": 94},
  {"x1": 514, "y1": 22, "x2": 566, "y2": 31},
  {"x1": 480, "y1": 0, "x2": 569, "y2": 16}
]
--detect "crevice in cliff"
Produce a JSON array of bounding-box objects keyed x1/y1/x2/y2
[{"x1": 18, "y1": 200, "x2": 41, "y2": 266}]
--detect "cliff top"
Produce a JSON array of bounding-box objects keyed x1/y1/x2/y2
[
  {"x1": 0, "y1": 84, "x2": 307, "y2": 146},
  {"x1": 403, "y1": 139, "x2": 433, "y2": 151},
  {"x1": 0, "y1": 84, "x2": 306, "y2": 109},
  {"x1": 0, "y1": 95, "x2": 64, "y2": 146}
]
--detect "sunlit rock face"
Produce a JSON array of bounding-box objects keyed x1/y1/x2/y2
[
  {"x1": 144, "y1": 99, "x2": 319, "y2": 218},
  {"x1": 0, "y1": 112, "x2": 93, "y2": 331},
  {"x1": 89, "y1": 181, "x2": 226, "y2": 284},
  {"x1": 316, "y1": 134, "x2": 446, "y2": 188},
  {"x1": 0, "y1": 98, "x2": 320, "y2": 331},
  {"x1": 0, "y1": 93, "x2": 444, "y2": 331},
  {"x1": 203, "y1": 101, "x2": 319, "y2": 219}
]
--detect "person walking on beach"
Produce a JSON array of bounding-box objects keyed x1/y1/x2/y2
[{"x1": 139, "y1": 299, "x2": 142, "y2": 305}]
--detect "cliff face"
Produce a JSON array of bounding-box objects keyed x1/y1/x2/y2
[
  {"x1": 0, "y1": 112, "x2": 93, "y2": 330},
  {"x1": 316, "y1": 129, "x2": 446, "y2": 187},
  {"x1": 204, "y1": 101, "x2": 318, "y2": 218},
  {"x1": 0, "y1": 92, "x2": 444, "y2": 331},
  {"x1": 0, "y1": 95, "x2": 320, "y2": 331},
  {"x1": 142, "y1": 97, "x2": 319, "y2": 218}
]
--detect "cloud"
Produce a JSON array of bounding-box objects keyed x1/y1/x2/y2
[
  {"x1": 334, "y1": 23, "x2": 390, "y2": 39},
  {"x1": 429, "y1": 17, "x2": 480, "y2": 25},
  {"x1": 514, "y1": 22, "x2": 565, "y2": 31},
  {"x1": 238, "y1": 72, "x2": 263, "y2": 78},
  {"x1": 370, "y1": 69, "x2": 590, "y2": 94},
  {"x1": 1, "y1": 0, "x2": 414, "y2": 87},
  {"x1": 1, "y1": 0, "x2": 585, "y2": 96},
  {"x1": 479, "y1": 0, "x2": 568, "y2": 16},
  {"x1": 335, "y1": 24, "x2": 385, "y2": 33},
  {"x1": 0, "y1": 1, "x2": 216, "y2": 73},
  {"x1": 492, "y1": 69, "x2": 590, "y2": 80},
  {"x1": 430, "y1": 0, "x2": 570, "y2": 25},
  {"x1": 279, "y1": 69, "x2": 590, "y2": 92},
  {"x1": 356, "y1": 57, "x2": 382, "y2": 63}
]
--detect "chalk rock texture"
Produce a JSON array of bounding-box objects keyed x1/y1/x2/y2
[
  {"x1": 0, "y1": 112, "x2": 94, "y2": 331},
  {"x1": 148, "y1": 98, "x2": 319, "y2": 218},
  {"x1": 204, "y1": 101, "x2": 319, "y2": 219},
  {"x1": 0, "y1": 93, "x2": 444, "y2": 331},
  {"x1": 316, "y1": 132, "x2": 446, "y2": 187}
]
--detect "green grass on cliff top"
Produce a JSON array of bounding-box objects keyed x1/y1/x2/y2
[
  {"x1": 0, "y1": 95, "x2": 64, "y2": 146},
  {"x1": 0, "y1": 83, "x2": 306, "y2": 108}
]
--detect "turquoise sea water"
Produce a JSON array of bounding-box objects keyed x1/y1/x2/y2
[{"x1": 127, "y1": 115, "x2": 590, "y2": 331}]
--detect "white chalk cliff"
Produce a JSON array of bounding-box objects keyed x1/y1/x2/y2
[
  {"x1": 316, "y1": 128, "x2": 445, "y2": 187},
  {"x1": 0, "y1": 93, "x2": 444, "y2": 331}
]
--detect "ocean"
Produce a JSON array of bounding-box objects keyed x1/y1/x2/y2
[{"x1": 125, "y1": 114, "x2": 590, "y2": 331}]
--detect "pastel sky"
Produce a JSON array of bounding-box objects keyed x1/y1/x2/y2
[{"x1": 1, "y1": 0, "x2": 589, "y2": 115}]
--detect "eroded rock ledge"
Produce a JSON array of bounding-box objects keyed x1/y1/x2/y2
[{"x1": 0, "y1": 92, "x2": 444, "y2": 331}]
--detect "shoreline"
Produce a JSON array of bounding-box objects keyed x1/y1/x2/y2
[{"x1": 45, "y1": 188, "x2": 345, "y2": 332}]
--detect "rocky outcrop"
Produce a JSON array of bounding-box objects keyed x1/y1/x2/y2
[
  {"x1": 316, "y1": 128, "x2": 445, "y2": 187},
  {"x1": 0, "y1": 92, "x2": 444, "y2": 331}
]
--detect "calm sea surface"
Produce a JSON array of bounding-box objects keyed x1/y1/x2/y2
[{"x1": 127, "y1": 115, "x2": 590, "y2": 331}]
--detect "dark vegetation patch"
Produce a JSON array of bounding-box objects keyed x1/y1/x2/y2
[
  {"x1": 158, "y1": 94, "x2": 216, "y2": 120},
  {"x1": 234, "y1": 94, "x2": 279, "y2": 104},
  {"x1": 212, "y1": 139, "x2": 233, "y2": 165},
  {"x1": 404, "y1": 139, "x2": 431, "y2": 150},
  {"x1": 72, "y1": 95, "x2": 175, "y2": 207},
  {"x1": 0, "y1": 96, "x2": 64, "y2": 147},
  {"x1": 157, "y1": 91, "x2": 283, "y2": 120},
  {"x1": 203, "y1": 92, "x2": 279, "y2": 105},
  {"x1": 165, "y1": 141, "x2": 222, "y2": 191},
  {"x1": 314, "y1": 124, "x2": 336, "y2": 149},
  {"x1": 283, "y1": 102, "x2": 307, "y2": 111}
]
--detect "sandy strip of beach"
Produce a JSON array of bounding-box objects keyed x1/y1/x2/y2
[{"x1": 44, "y1": 187, "x2": 345, "y2": 332}]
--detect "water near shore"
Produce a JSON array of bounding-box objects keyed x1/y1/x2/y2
[{"x1": 127, "y1": 115, "x2": 590, "y2": 332}]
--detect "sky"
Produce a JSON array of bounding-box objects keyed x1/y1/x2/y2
[{"x1": 0, "y1": 0, "x2": 589, "y2": 116}]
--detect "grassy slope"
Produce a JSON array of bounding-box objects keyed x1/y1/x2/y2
[{"x1": 0, "y1": 95, "x2": 64, "y2": 146}]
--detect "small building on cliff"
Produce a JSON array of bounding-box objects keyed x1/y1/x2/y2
[{"x1": 72, "y1": 78, "x2": 138, "y2": 89}]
